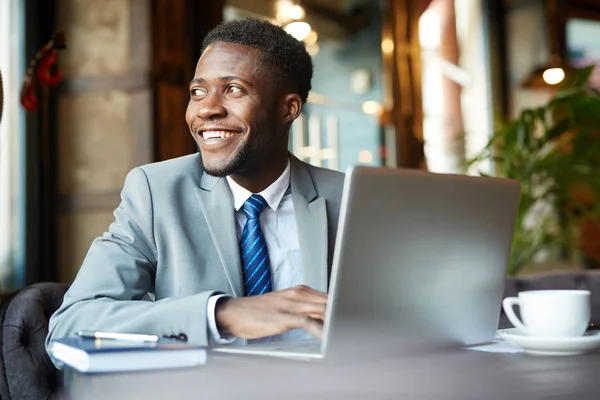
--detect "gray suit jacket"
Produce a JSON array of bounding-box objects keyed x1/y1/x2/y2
[{"x1": 46, "y1": 154, "x2": 344, "y2": 351}]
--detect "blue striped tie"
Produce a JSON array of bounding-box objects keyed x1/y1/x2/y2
[{"x1": 240, "y1": 194, "x2": 272, "y2": 296}]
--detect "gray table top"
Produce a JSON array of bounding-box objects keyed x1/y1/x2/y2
[{"x1": 62, "y1": 347, "x2": 600, "y2": 400}]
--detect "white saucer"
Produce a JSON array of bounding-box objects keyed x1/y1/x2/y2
[{"x1": 498, "y1": 328, "x2": 600, "y2": 356}]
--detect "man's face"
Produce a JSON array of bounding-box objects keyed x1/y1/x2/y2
[{"x1": 186, "y1": 42, "x2": 286, "y2": 177}]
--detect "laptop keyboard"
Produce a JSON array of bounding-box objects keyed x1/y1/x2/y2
[
  {"x1": 214, "y1": 339, "x2": 322, "y2": 355},
  {"x1": 247, "y1": 339, "x2": 321, "y2": 353}
]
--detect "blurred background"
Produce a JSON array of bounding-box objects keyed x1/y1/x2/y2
[{"x1": 0, "y1": 0, "x2": 599, "y2": 292}]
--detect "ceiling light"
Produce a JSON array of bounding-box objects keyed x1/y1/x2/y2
[
  {"x1": 522, "y1": 64, "x2": 570, "y2": 89},
  {"x1": 381, "y1": 38, "x2": 394, "y2": 54},
  {"x1": 289, "y1": 5, "x2": 305, "y2": 20},
  {"x1": 542, "y1": 67, "x2": 565, "y2": 85},
  {"x1": 285, "y1": 21, "x2": 312, "y2": 41},
  {"x1": 522, "y1": 1, "x2": 568, "y2": 89},
  {"x1": 304, "y1": 30, "x2": 318, "y2": 45},
  {"x1": 362, "y1": 100, "x2": 383, "y2": 115},
  {"x1": 276, "y1": 0, "x2": 294, "y2": 22},
  {"x1": 306, "y1": 42, "x2": 319, "y2": 56}
]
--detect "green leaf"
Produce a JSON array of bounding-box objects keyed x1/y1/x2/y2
[
  {"x1": 464, "y1": 64, "x2": 600, "y2": 274},
  {"x1": 546, "y1": 118, "x2": 571, "y2": 141}
]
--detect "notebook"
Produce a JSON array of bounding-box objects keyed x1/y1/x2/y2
[{"x1": 49, "y1": 336, "x2": 207, "y2": 373}]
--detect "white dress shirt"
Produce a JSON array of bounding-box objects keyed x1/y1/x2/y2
[{"x1": 206, "y1": 160, "x2": 310, "y2": 343}]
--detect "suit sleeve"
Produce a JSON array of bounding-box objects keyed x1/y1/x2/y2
[{"x1": 46, "y1": 167, "x2": 216, "y2": 367}]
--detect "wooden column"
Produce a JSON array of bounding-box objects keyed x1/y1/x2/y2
[
  {"x1": 152, "y1": 0, "x2": 223, "y2": 161},
  {"x1": 386, "y1": 0, "x2": 426, "y2": 169},
  {"x1": 437, "y1": 0, "x2": 465, "y2": 169},
  {"x1": 24, "y1": 0, "x2": 59, "y2": 284}
]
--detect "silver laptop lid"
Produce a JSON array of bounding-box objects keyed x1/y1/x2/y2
[{"x1": 322, "y1": 166, "x2": 520, "y2": 357}]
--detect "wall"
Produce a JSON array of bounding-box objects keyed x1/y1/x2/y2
[
  {"x1": 504, "y1": 0, "x2": 552, "y2": 117},
  {"x1": 293, "y1": 0, "x2": 384, "y2": 172},
  {"x1": 56, "y1": 0, "x2": 152, "y2": 282}
]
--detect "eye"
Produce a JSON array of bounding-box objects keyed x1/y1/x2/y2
[
  {"x1": 190, "y1": 88, "x2": 206, "y2": 98},
  {"x1": 227, "y1": 85, "x2": 244, "y2": 94}
]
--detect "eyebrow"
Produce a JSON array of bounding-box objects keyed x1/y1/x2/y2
[{"x1": 189, "y1": 76, "x2": 255, "y2": 87}]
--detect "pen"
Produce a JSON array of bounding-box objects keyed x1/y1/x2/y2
[{"x1": 75, "y1": 330, "x2": 160, "y2": 342}]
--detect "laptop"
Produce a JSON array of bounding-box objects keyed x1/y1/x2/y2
[{"x1": 213, "y1": 166, "x2": 521, "y2": 360}]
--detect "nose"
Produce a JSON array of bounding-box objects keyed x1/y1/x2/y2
[{"x1": 196, "y1": 92, "x2": 227, "y2": 120}]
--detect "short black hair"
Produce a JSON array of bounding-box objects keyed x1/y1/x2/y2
[{"x1": 201, "y1": 18, "x2": 313, "y2": 103}]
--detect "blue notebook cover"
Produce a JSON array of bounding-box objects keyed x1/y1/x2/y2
[{"x1": 49, "y1": 336, "x2": 207, "y2": 373}]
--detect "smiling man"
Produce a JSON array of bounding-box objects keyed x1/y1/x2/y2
[{"x1": 46, "y1": 19, "x2": 345, "y2": 357}]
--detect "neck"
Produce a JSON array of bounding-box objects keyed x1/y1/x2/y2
[{"x1": 230, "y1": 153, "x2": 289, "y2": 193}]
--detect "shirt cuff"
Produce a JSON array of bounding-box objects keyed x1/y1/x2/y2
[{"x1": 207, "y1": 294, "x2": 236, "y2": 345}]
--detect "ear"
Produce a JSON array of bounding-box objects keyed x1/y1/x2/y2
[{"x1": 282, "y1": 93, "x2": 303, "y2": 123}]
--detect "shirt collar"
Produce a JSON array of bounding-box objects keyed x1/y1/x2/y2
[{"x1": 226, "y1": 160, "x2": 291, "y2": 212}]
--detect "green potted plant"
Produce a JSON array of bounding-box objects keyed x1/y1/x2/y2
[{"x1": 467, "y1": 66, "x2": 600, "y2": 275}]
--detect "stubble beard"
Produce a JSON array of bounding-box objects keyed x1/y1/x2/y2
[{"x1": 198, "y1": 142, "x2": 249, "y2": 178}]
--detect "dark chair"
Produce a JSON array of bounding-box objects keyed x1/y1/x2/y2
[
  {"x1": 500, "y1": 270, "x2": 600, "y2": 329},
  {"x1": 0, "y1": 282, "x2": 68, "y2": 400}
]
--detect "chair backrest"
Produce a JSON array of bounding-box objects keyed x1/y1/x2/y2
[
  {"x1": 0, "y1": 282, "x2": 69, "y2": 400},
  {"x1": 500, "y1": 270, "x2": 600, "y2": 329}
]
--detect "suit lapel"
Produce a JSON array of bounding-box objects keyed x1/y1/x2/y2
[
  {"x1": 290, "y1": 157, "x2": 328, "y2": 292},
  {"x1": 194, "y1": 172, "x2": 243, "y2": 297}
]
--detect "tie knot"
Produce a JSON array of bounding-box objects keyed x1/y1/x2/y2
[{"x1": 242, "y1": 194, "x2": 268, "y2": 219}]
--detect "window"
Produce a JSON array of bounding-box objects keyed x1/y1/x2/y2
[
  {"x1": 419, "y1": 0, "x2": 494, "y2": 175},
  {"x1": 566, "y1": 17, "x2": 600, "y2": 88},
  {"x1": 223, "y1": 1, "x2": 385, "y2": 172},
  {"x1": 0, "y1": 0, "x2": 26, "y2": 290}
]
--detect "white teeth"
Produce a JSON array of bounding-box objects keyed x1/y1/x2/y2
[{"x1": 202, "y1": 130, "x2": 237, "y2": 140}]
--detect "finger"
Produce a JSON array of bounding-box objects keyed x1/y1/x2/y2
[
  {"x1": 289, "y1": 301, "x2": 327, "y2": 320},
  {"x1": 285, "y1": 285, "x2": 328, "y2": 303},
  {"x1": 298, "y1": 316, "x2": 324, "y2": 339},
  {"x1": 306, "y1": 312, "x2": 326, "y2": 321},
  {"x1": 297, "y1": 285, "x2": 328, "y2": 299}
]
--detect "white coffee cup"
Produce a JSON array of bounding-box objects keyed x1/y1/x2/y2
[{"x1": 502, "y1": 290, "x2": 591, "y2": 337}]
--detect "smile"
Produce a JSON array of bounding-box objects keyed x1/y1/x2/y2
[{"x1": 201, "y1": 130, "x2": 240, "y2": 141}]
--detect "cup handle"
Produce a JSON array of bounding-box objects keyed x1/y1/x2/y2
[{"x1": 502, "y1": 297, "x2": 529, "y2": 333}]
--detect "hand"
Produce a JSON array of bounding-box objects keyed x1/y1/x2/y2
[{"x1": 215, "y1": 285, "x2": 328, "y2": 339}]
